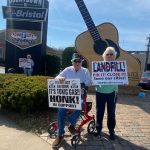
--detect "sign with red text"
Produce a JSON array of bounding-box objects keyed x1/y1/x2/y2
[
  {"x1": 6, "y1": 29, "x2": 42, "y2": 49},
  {"x1": 48, "y1": 79, "x2": 82, "y2": 110},
  {"x1": 92, "y1": 61, "x2": 128, "y2": 85}
]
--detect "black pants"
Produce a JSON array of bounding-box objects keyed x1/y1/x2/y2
[{"x1": 95, "y1": 91, "x2": 117, "y2": 133}]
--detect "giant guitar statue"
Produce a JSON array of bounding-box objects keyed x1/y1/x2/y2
[{"x1": 74, "y1": 0, "x2": 141, "y2": 86}]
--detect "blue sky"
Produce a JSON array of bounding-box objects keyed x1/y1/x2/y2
[{"x1": 0, "y1": 0, "x2": 150, "y2": 51}]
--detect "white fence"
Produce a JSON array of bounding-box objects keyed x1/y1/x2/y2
[{"x1": 0, "y1": 66, "x2": 5, "y2": 74}]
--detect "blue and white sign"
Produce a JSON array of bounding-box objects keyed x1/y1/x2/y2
[
  {"x1": 2, "y1": 6, "x2": 47, "y2": 22},
  {"x1": 6, "y1": 29, "x2": 42, "y2": 49}
]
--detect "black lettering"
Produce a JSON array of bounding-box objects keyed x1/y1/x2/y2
[
  {"x1": 61, "y1": 96, "x2": 69, "y2": 103},
  {"x1": 76, "y1": 96, "x2": 79, "y2": 104},
  {"x1": 53, "y1": 103, "x2": 57, "y2": 106},
  {"x1": 49, "y1": 95, "x2": 55, "y2": 102},
  {"x1": 69, "y1": 96, "x2": 76, "y2": 104}
]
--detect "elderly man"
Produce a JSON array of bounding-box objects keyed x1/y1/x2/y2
[{"x1": 52, "y1": 53, "x2": 91, "y2": 148}]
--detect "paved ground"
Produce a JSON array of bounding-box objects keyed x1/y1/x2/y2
[
  {"x1": 0, "y1": 92, "x2": 150, "y2": 150},
  {"x1": 0, "y1": 114, "x2": 51, "y2": 150},
  {"x1": 41, "y1": 92, "x2": 150, "y2": 150}
]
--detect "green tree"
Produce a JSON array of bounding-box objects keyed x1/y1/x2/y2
[
  {"x1": 45, "y1": 55, "x2": 61, "y2": 76},
  {"x1": 62, "y1": 47, "x2": 76, "y2": 69}
]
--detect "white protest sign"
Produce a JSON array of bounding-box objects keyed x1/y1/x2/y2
[
  {"x1": 92, "y1": 61, "x2": 128, "y2": 85},
  {"x1": 19, "y1": 58, "x2": 32, "y2": 68},
  {"x1": 48, "y1": 79, "x2": 82, "y2": 110},
  {"x1": 19, "y1": 58, "x2": 26, "y2": 68}
]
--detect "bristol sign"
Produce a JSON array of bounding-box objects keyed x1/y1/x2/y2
[{"x1": 2, "y1": 6, "x2": 47, "y2": 22}]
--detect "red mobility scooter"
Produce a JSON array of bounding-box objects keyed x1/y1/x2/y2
[{"x1": 48, "y1": 83, "x2": 95, "y2": 146}]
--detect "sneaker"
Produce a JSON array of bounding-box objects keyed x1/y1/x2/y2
[
  {"x1": 52, "y1": 135, "x2": 64, "y2": 148},
  {"x1": 68, "y1": 125, "x2": 77, "y2": 135},
  {"x1": 109, "y1": 133, "x2": 115, "y2": 140}
]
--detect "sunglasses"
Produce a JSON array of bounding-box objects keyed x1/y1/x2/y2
[
  {"x1": 106, "y1": 53, "x2": 113, "y2": 56},
  {"x1": 74, "y1": 60, "x2": 82, "y2": 63}
]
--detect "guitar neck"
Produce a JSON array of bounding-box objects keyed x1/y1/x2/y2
[{"x1": 75, "y1": 0, "x2": 101, "y2": 42}]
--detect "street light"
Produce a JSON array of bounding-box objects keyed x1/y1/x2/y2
[{"x1": 144, "y1": 36, "x2": 150, "y2": 71}]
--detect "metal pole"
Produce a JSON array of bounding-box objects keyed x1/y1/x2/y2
[{"x1": 144, "y1": 35, "x2": 150, "y2": 71}]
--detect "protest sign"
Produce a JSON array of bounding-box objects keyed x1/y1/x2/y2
[
  {"x1": 92, "y1": 61, "x2": 128, "y2": 85},
  {"x1": 19, "y1": 58, "x2": 32, "y2": 68},
  {"x1": 48, "y1": 79, "x2": 81, "y2": 110}
]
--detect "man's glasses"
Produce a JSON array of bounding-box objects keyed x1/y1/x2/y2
[
  {"x1": 106, "y1": 53, "x2": 113, "y2": 56},
  {"x1": 74, "y1": 60, "x2": 81, "y2": 63}
]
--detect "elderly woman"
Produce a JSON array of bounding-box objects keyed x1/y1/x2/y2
[{"x1": 94, "y1": 47, "x2": 118, "y2": 140}]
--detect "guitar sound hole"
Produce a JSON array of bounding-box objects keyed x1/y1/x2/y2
[{"x1": 94, "y1": 39, "x2": 108, "y2": 55}]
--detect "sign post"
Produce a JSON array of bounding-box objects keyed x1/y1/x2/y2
[{"x1": 3, "y1": 0, "x2": 49, "y2": 75}]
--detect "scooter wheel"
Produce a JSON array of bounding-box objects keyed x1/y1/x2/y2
[
  {"x1": 87, "y1": 120, "x2": 95, "y2": 134},
  {"x1": 71, "y1": 135, "x2": 80, "y2": 146},
  {"x1": 48, "y1": 122, "x2": 57, "y2": 135}
]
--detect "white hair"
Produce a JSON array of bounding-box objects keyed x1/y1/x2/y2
[{"x1": 102, "y1": 47, "x2": 117, "y2": 58}]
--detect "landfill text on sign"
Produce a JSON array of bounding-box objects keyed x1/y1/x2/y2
[{"x1": 93, "y1": 61, "x2": 125, "y2": 72}]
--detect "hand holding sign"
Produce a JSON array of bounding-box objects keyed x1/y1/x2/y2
[{"x1": 56, "y1": 77, "x2": 65, "y2": 84}]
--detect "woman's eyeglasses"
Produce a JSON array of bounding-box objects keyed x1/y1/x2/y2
[
  {"x1": 106, "y1": 53, "x2": 113, "y2": 56},
  {"x1": 74, "y1": 60, "x2": 81, "y2": 63}
]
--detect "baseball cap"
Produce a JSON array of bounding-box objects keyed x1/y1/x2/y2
[{"x1": 71, "y1": 53, "x2": 82, "y2": 62}]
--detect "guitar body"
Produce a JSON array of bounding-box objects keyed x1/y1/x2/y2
[{"x1": 75, "y1": 23, "x2": 141, "y2": 86}]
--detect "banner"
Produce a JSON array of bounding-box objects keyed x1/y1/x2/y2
[
  {"x1": 92, "y1": 61, "x2": 128, "y2": 85},
  {"x1": 19, "y1": 58, "x2": 32, "y2": 68},
  {"x1": 2, "y1": 6, "x2": 47, "y2": 22},
  {"x1": 8, "y1": 0, "x2": 44, "y2": 8},
  {"x1": 6, "y1": 29, "x2": 42, "y2": 49},
  {"x1": 48, "y1": 79, "x2": 82, "y2": 110}
]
